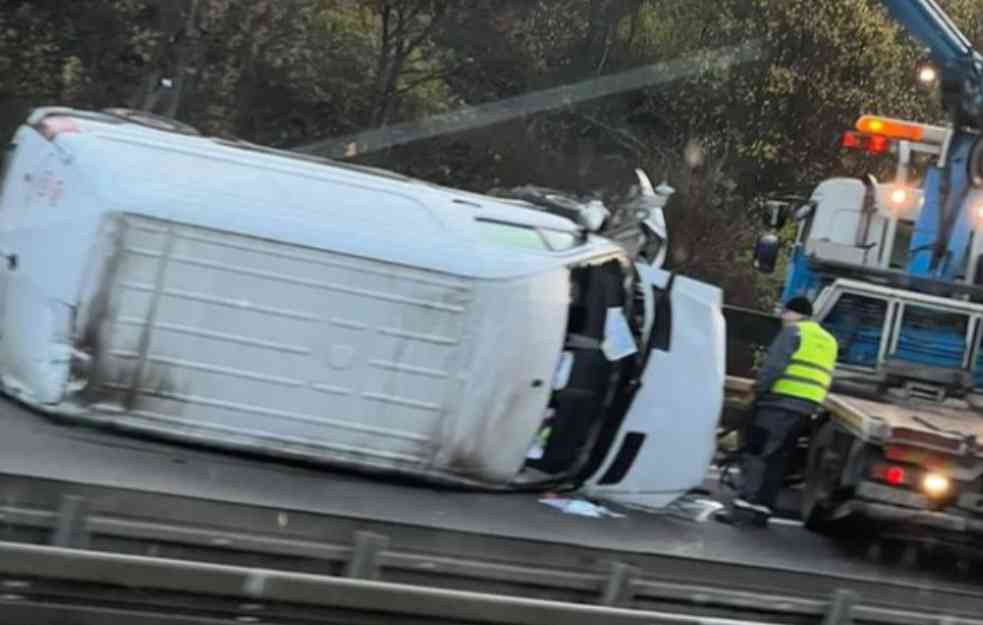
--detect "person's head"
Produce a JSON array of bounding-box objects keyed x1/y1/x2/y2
[{"x1": 781, "y1": 296, "x2": 812, "y2": 326}]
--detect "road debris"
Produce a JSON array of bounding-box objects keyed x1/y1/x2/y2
[{"x1": 539, "y1": 497, "x2": 626, "y2": 519}]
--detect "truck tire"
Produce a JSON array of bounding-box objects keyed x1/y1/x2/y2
[{"x1": 801, "y1": 421, "x2": 844, "y2": 534}]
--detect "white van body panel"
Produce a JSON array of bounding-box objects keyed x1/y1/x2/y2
[{"x1": 59, "y1": 214, "x2": 564, "y2": 483}]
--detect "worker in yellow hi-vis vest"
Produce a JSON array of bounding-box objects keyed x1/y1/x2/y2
[{"x1": 716, "y1": 297, "x2": 838, "y2": 527}]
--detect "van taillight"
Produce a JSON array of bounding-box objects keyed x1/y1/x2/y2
[{"x1": 35, "y1": 116, "x2": 80, "y2": 141}]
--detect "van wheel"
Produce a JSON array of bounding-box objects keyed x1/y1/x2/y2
[{"x1": 801, "y1": 421, "x2": 845, "y2": 534}]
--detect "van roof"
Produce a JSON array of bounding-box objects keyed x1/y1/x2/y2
[{"x1": 24, "y1": 107, "x2": 621, "y2": 279}]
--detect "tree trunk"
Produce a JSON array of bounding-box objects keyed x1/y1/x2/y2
[
  {"x1": 163, "y1": 0, "x2": 202, "y2": 119},
  {"x1": 235, "y1": 1, "x2": 274, "y2": 140},
  {"x1": 370, "y1": 1, "x2": 449, "y2": 127},
  {"x1": 136, "y1": 0, "x2": 205, "y2": 119}
]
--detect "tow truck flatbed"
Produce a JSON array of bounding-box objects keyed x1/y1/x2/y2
[{"x1": 726, "y1": 376, "x2": 983, "y2": 446}]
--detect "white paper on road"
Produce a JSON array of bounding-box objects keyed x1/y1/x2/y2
[
  {"x1": 602, "y1": 307, "x2": 638, "y2": 361},
  {"x1": 539, "y1": 497, "x2": 626, "y2": 519},
  {"x1": 680, "y1": 498, "x2": 726, "y2": 522}
]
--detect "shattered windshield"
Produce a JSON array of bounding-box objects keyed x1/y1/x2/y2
[{"x1": 2, "y1": 1, "x2": 983, "y2": 623}]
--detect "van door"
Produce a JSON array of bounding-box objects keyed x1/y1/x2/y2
[{"x1": 580, "y1": 265, "x2": 725, "y2": 509}]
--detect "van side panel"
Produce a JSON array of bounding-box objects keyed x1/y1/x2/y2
[{"x1": 71, "y1": 213, "x2": 562, "y2": 484}]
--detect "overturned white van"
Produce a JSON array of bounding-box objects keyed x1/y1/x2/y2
[{"x1": 0, "y1": 107, "x2": 724, "y2": 507}]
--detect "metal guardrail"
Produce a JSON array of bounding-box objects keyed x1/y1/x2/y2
[
  {"x1": 0, "y1": 541, "x2": 863, "y2": 625},
  {"x1": 0, "y1": 491, "x2": 978, "y2": 625}
]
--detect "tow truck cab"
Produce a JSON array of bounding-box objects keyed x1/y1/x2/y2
[{"x1": 743, "y1": 116, "x2": 983, "y2": 538}]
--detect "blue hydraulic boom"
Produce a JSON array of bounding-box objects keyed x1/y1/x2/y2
[{"x1": 881, "y1": 0, "x2": 983, "y2": 282}]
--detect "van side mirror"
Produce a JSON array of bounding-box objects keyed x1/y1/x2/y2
[
  {"x1": 753, "y1": 232, "x2": 780, "y2": 274},
  {"x1": 762, "y1": 201, "x2": 789, "y2": 229}
]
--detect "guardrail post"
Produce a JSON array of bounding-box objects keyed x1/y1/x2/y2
[
  {"x1": 51, "y1": 495, "x2": 90, "y2": 549},
  {"x1": 345, "y1": 531, "x2": 389, "y2": 580},
  {"x1": 600, "y1": 561, "x2": 637, "y2": 607},
  {"x1": 822, "y1": 589, "x2": 859, "y2": 625}
]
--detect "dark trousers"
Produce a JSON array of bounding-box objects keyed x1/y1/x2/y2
[{"x1": 739, "y1": 405, "x2": 809, "y2": 511}]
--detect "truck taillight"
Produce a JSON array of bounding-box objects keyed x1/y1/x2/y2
[
  {"x1": 841, "y1": 131, "x2": 890, "y2": 155},
  {"x1": 871, "y1": 462, "x2": 910, "y2": 486},
  {"x1": 869, "y1": 135, "x2": 889, "y2": 153},
  {"x1": 34, "y1": 116, "x2": 80, "y2": 141},
  {"x1": 887, "y1": 466, "x2": 906, "y2": 485},
  {"x1": 872, "y1": 460, "x2": 954, "y2": 499},
  {"x1": 842, "y1": 131, "x2": 862, "y2": 149}
]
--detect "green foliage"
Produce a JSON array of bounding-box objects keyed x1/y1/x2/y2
[{"x1": 1, "y1": 0, "x2": 973, "y2": 311}]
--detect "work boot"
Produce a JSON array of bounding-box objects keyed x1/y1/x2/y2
[{"x1": 713, "y1": 498, "x2": 771, "y2": 527}]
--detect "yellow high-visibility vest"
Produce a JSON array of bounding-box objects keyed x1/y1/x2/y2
[{"x1": 770, "y1": 321, "x2": 838, "y2": 404}]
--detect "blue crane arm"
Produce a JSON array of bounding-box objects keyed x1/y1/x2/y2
[
  {"x1": 880, "y1": 0, "x2": 983, "y2": 125},
  {"x1": 880, "y1": 0, "x2": 972, "y2": 66},
  {"x1": 878, "y1": 0, "x2": 983, "y2": 280}
]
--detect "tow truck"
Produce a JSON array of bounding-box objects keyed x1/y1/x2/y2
[{"x1": 726, "y1": 1, "x2": 983, "y2": 544}]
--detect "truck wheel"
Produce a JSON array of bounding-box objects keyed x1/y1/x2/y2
[{"x1": 801, "y1": 421, "x2": 843, "y2": 534}]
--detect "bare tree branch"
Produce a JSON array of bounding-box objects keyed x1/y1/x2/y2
[
  {"x1": 371, "y1": 1, "x2": 451, "y2": 126},
  {"x1": 576, "y1": 111, "x2": 673, "y2": 163},
  {"x1": 391, "y1": 59, "x2": 469, "y2": 96}
]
